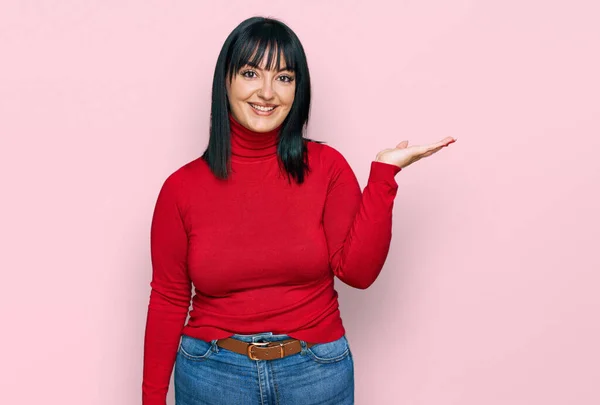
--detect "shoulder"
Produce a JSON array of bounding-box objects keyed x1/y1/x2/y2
[
  {"x1": 157, "y1": 156, "x2": 209, "y2": 197},
  {"x1": 306, "y1": 140, "x2": 352, "y2": 170},
  {"x1": 305, "y1": 140, "x2": 358, "y2": 188}
]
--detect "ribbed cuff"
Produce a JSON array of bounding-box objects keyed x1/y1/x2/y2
[{"x1": 368, "y1": 161, "x2": 402, "y2": 186}]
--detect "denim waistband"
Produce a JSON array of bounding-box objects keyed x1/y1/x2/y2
[{"x1": 230, "y1": 331, "x2": 293, "y2": 344}]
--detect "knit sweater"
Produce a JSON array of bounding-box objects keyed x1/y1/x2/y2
[{"x1": 142, "y1": 114, "x2": 402, "y2": 404}]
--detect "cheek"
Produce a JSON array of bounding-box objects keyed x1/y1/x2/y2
[
  {"x1": 281, "y1": 87, "x2": 296, "y2": 107},
  {"x1": 228, "y1": 80, "x2": 253, "y2": 102},
  {"x1": 228, "y1": 88, "x2": 243, "y2": 102}
]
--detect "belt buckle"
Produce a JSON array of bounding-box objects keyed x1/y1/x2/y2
[{"x1": 247, "y1": 341, "x2": 269, "y2": 360}]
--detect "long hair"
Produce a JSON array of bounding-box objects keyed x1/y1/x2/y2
[{"x1": 201, "y1": 16, "x2": 322, "y2": 184}]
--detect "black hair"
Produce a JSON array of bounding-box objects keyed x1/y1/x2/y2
[{"x1": 201, "y1": 16, "x2": 323, "y2": 184}]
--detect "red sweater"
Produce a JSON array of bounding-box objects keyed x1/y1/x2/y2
[{"x1": 142, "y1": 114, "x2": 402, "y2": 404}]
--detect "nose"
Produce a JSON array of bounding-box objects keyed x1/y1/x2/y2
[{"x1": 258, "y1": 79, "x2": 274, "y2": 100}]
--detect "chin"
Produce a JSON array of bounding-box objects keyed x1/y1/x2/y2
[
  {"x1": 247, "y1": 118, "x2": 281, "y2": 132},
  {"x1": 254, "y1": 125, "x2": 278, "y2": 133}
]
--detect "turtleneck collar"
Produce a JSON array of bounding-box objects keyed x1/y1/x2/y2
[{"x1": 229, "y1": 112, "x2": 282, "y2": 162}]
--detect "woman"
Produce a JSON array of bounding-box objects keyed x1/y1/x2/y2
[{"x1": 142, "y1": 16, "x2": 455, "y2": 405}]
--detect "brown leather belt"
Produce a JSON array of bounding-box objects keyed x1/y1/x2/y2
[{"x1": 216, "y1": 337, "x2": 315, "y2": 361}]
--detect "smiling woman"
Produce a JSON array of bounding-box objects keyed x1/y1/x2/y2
[
  {"x1": 227, "y1": 53, "x2": 296, "y2": 120},
  {"x1": 141, "y1": 14, "x2": 454, "y2": 405},
  {"x1": 203, "y1": 17, "x2": 313, "y2": 181},
  {"x1": 226, "y1": 56, "x2": 296, "y2": 131},
  {"x1": 141, "y1": 17, "x2": 364, "y2": 405}
]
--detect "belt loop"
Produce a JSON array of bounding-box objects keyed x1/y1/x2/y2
[
  {"x1": 299, "y1": 339, "x2": 308, "y2": 355},
  {"x1": 210, "y1": 339, "x2": 220, "y2": 353}
]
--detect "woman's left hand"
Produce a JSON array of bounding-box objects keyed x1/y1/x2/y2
[{"x1": 375, "y1": 137, "x2": 457, "y2": 169}]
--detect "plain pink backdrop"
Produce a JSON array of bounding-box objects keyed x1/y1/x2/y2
[{"x1": 1, "y1": 1, "x2": 599, "y2": 404}]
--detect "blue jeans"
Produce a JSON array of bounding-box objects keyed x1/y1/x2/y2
[{"x1": 174, "y1": 332, "x2": 354, "y2": 405}]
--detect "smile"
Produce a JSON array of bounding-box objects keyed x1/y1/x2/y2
[{"x1": 249, "y1": 103, "x2": 276, "y2": 112}]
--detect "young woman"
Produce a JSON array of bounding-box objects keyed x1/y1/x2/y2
[{"x1": 142, "y1": 16, "x2": 455, "y2": 405}]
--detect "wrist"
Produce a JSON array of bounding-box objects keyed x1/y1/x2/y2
[{"x1": 374, "y1": 159, "x2": 400, "y2": 168}]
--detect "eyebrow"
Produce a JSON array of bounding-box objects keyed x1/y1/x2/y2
[{"x1": 244, "y1": 62, "x2": 295, "y2": 72}]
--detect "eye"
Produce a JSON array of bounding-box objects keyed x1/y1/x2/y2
[
  {"x1": 278, "y1": 75, "x2": 295, "y2": 83},
  {"x1": 240, "y1": 69, "x2": 257, "y2": 78}
]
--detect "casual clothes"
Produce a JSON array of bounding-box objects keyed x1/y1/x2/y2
[
  {"x1": 174, "y1": 332, "x2": 354, "y2": 405},
  {"x1": 143, "y1": 113, "x2": 401, "y2": 404}
]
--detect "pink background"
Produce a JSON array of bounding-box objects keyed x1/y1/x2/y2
[{"x1": 1, "y1": 1, "x2": 599, "y2": 404}]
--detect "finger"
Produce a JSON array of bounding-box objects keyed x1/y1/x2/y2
[
  {"x1": 412, "y1": 144, "x2": 433, "y2": 155},
  {"x1": 420, "y1": 149, "x2": 437, "y2": 158},
  {"x1": 421, "y1": 146, "x2": 444, "y2": 157},
  {"x1": 422, "y1": 143, "x2": 449, "y2": 157},
  {"x1": 423, "y1": 138, "x2": 454, "y2": 153},
  {"x1": 411, "y1": 137, "x2": 454, "y2": 155},
  {"x1": 441, "y1": 137, "x2": 457, "y2": 147}
]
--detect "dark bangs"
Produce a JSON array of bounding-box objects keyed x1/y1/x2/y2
[{"x1": 226, "y1": 25, "x2": 299, "y2": 81}]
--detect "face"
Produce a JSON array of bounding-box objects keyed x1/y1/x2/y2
[{"x1": 226, "y1": 51, "x2": 296, "y2": 133}]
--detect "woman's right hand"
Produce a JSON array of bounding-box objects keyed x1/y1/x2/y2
[{"x1": 375, "y1": 137, "x2": 457, "y2": 169}]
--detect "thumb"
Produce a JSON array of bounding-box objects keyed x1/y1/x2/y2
[{"x1": 396, "y1": 140, "x2": 409, "y2": 149}]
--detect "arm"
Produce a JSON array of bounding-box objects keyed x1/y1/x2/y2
[
  {"x1": 322, "y1": 154, "x2": 402, "y2": 289},
  {"x1": 142, "y1": 174, "x2": 192, "y2": 405}
]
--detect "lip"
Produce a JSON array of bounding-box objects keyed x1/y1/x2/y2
[
  {"x1": 249, "y1": 102, "x2": 277, "y2": 107},
  {"x1": 248, "y1": 102, "x2": 278, "y2": 116}
]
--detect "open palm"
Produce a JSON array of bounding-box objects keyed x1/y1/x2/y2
[{"x1": 376, "y1": 137, "x2": 457, "y2": 169}]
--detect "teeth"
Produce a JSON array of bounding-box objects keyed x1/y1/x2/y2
[{"x1": 251, "y1": 104, "x2": 275, "y2": 112}]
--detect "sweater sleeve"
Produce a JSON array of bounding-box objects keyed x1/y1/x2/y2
[
  {"x1": 322, "y1": 154, "x2": 402, "y2": 289},
  {"x1": 142, "y1": 174, "x2": 192, "y2": 405}
]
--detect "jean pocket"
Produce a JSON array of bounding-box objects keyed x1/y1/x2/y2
[
  {"x1": 306, "y1": 335, "x2": 351, "y2": 364},
  {"x1": 178, "y1": 335, "x2": 215, "y2": 361}
]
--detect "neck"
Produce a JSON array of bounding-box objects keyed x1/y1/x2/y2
[{"x1": 229, "y1": 113, "x2": 282, "y2": 162}]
